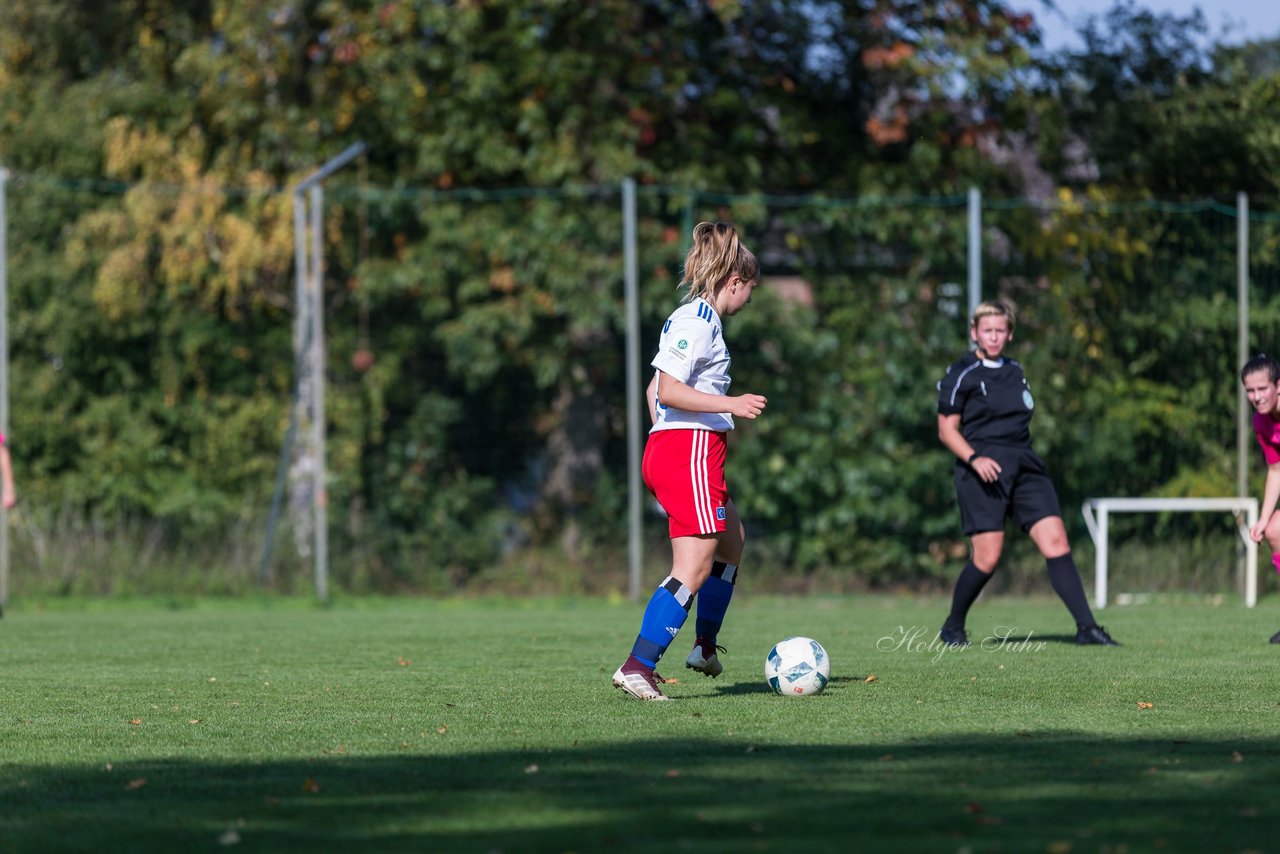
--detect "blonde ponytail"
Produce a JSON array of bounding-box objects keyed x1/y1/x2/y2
[{"x1": 679, "y1": 222, "x2": 759, "y2": 302}]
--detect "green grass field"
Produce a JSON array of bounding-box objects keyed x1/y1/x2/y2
[{"x1": 2, "y1": 594, "x2": 1279, "y2": 852}]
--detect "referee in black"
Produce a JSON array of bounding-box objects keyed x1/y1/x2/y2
[{"x1": 936, "y1": 300, "x2": 1118, "y2": 647}]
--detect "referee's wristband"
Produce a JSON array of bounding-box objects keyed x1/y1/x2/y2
[{"x1": 967, "y1": 452, "x2": 980, "y2": 464}]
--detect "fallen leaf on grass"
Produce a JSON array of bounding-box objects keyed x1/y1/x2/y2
[
  {"x1": 1137, "y1": 702, "x2": 1154, "y2": 710},
  {"x1": 129, "y1": 719, "x2": 142, "y2": 726},
  {"x1": 964, "y1": 801, "x2": 984, "y2": 814},
  {"x1": 1047, "y1": 841, "x2": 1072, "y2": 853},
  {"x1": 126, "y1": 778, "x2": 146, "y2": 789},
  {"x1": 217, "y1": 830, "x2": 241, "y2": 846},
  {"x1": 1232, "y1": 751, "x2": 1244, "y2": 763},
  {"x1": 397, "y1": 656, "x2": 412, "y2": 667},
  {"x1": 665, "y1": 770, "x2": 680, "y2": 778},
  {"x1": 524, "y1": 764, "x2": 539, "y2": 774},
  {"x1": 302, "y1": 778, "x2": 321, "y2": 793},
  {"x1": 436, "y1": 725, "x2": 447, "y2": 735},
  {"x1": 188, "y1": 719, "x2": 202, "y2": 725},
  {"x1": 878, "y1": 753, "x2": 894, "y2": 762},
  {"x1": 864, "y1": 674, "x2": 877, "y2": 684}
]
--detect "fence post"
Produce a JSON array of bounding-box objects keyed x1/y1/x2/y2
[
  {"x1": 308, "y1": 183, "x2": 328, "y2": 604},
  {"x1": 1237, "y1": 192, "x2": 1250, "y2": 593},
  {"x1": 967, "y1": 187, "x2": 981, "y2": 322},
  {"x1": 1237, "y1": 192, "x2": 1249, "y2": 502},
  {"x1": 623, "y1": 178, "x2": 642, "y2": 600},
  {"x1": 0, "y1": 167, "x2": 8, "y2": 615}
]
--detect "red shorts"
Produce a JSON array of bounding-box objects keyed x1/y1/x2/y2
[{"x1": 642, "y1": 429, "x2": 728, "y2": 538}]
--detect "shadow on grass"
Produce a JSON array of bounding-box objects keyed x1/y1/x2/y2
[
  {"x1": 3, "y1": 734, "x2": 1276, "y2": 852},
  {"x1": 1001, "y1": 632, "x2": 1078, "y2": 645},
  {"x1": 710, "y1": 674, "x2": 866, "y2": 696}
]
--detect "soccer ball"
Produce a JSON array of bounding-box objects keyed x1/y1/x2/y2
[{"x1": 765, "y1": 636, "x2": 831, "y2": 696}]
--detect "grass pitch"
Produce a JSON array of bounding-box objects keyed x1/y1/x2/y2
[{"x1": 2, "y1": 594, "x2": 1279, "y2": 852}]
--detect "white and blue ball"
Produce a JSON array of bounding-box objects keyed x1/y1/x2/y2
[{"x1": 765, "y1": 636, "x2": 831, "y2": 696}]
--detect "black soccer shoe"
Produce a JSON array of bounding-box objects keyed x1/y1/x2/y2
[
  {"x1": 939, "y1": 625, "x2": 970, "y2": 647},
  {"x1": 1269, "y1": 629, "x2": 1280, "y2": 645},
  {"x1": 1076, "y1": 624, "x2": 1120, "y2": 646}
]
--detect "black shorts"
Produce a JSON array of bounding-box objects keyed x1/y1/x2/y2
[{"x1": 953, "y1": 446, "x2": 1062, "y2": 536}]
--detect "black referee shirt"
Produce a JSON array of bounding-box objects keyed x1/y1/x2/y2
[{"x1": 937, "y1": 353, "x2": 1035, "y2": 447}]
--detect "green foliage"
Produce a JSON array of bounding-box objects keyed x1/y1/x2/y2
[{"x1": 1, "y1": 2, "x2": 1279, "y2": 591}]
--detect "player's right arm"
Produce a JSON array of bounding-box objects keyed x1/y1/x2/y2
[
  {"x1": 938, "y1": 413, "x2": 1001, "y2": 483},
  {"x1": 1250, "y1": 460, "x2": 1280, "y2": 541},
  {"x1": 655, "y1": 371, "x2": 767, "y2": 420},
  {"x1": 936, "y1": 359, "x2": 1000, "y2": 482}
]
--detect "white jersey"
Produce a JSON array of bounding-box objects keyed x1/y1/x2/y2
[{"x1": 650, "y1": 297, "x2": 734, "y2": 433}]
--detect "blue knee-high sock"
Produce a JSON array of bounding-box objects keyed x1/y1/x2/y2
[
  {"x1": 630, "y1": 577, "x2": 693, "y2": 668},
  {"x1": 695, "y1": 561, "x2": 737, "y2": 643}
]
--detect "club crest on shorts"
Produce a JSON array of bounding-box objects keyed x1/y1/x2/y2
[
  {"x1": 1023, "y1": 389, "x2": 1035, "y2": 410},
  {"x1": 716, "y1": 506, "x2": 726, "y2": 521}
]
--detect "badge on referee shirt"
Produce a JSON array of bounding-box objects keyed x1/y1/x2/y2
[{"x1": 1023, "y1": 389, "x2": 1034, "y2": 410}]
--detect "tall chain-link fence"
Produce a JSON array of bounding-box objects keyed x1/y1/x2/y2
[{"x1": 1, "y1": 173, "x2": 1276, "y2": 598}]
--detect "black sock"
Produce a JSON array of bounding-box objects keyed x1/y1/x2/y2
[
  {"x1": 946, "y1": 561, "x2": 993, "y2": 629},
  {"x1": 1046, "y1": 553, "x2": 1095, "y2": 628}
]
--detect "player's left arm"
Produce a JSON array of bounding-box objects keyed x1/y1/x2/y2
[{"x1": 655, "y1": 371, "x2": 766, "y2": 419}]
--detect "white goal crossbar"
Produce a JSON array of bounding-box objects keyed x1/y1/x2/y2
[{"x1": 1081, "y1": 497, "x2": 1259, "y2": 609}]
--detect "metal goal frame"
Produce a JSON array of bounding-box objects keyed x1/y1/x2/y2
[{"x1": 1081, "y1": 497, "x2": 1259, "y2": 608}]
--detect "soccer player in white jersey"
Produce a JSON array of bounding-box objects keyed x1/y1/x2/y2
[{"x1": 612, "y1": 222, "x2": 767, "y2": 701}]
